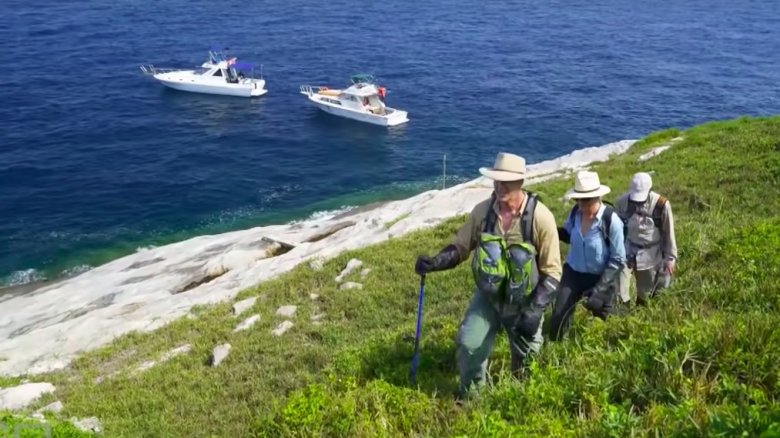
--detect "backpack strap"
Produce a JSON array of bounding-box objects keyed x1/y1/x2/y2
[
  {"x1": 621, "y1": 200, "x2": 632, "y2": 238},
  {"x1": 626, "y1": 199, "x2": 638, "y2": 219},
  {"x1": 601, "y1": 204, "x2": 614, "y2": 250},
  {"x1": 627, "y1": 194, "x2": 666, "y2": 229},
  {"x1": 483, "y1": 192, "x2": 498, "y2": 233},
  {"x1": 520, "y1": 192, "x2": 538, "y2": 243},
  {"x1": 483, "y1": 191, "x2": 539, "y2": 242},
  {"x1": 651, "y1": 195, "x2": 667, "y2": 228},
  {"x1": 567, "y1": 202, "x2": 615, "y2": 249},
  {"x1": 567, "y1": 204, "x2": 579, "y2": 232}
]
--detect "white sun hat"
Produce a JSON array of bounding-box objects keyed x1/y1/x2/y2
[
  {"x1": 565, "y1": 170, "x2": 611, "y2": 199},
  {"x1": 479, "y1": 152, "x2": 526, "y2": 182},
  {"x1": 629, "y1": 172, "x2": 653, "y2": 202}
]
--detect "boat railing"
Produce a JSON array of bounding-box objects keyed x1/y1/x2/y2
[
  {"x1": 300, "y1": 85, "x2": 325, "y2": 96},
  {"x1": 300, "y1": 85, "x2": 341, "y2": 96},
  {"x1": 139, "y1": 65, "x2": 188, "y2": 75}
]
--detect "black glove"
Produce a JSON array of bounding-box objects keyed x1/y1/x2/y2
[
  {"x1": 414, "y1": 244, "x2": 461, "y2": 276},
  {"x1": 583, "y1": 290, "x2": 609, "y2": 316},
  {"x1": 583, "y1": 263, "x2": 621, "y2": 316},
  {"x1": 529, "y1": 275, "x2": 560, "y2": 309},
  {"x1": 513, "y1": 305, "x2": 543, "y2": 338},
  {"x1": 513, "y1": 275, "x2": 560, "y2": 338}
]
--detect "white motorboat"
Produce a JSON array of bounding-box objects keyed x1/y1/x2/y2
[
  {"x1": 140, "y1": 49, "x2": 267, "y2": 97},
  {"x1": 299, "y1": 74, "x2": 408, "y2": 126}
]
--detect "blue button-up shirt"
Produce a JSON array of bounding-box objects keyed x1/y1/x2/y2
[{"x1": 564, "y1": 203, "x2": 626, "y2": 275}]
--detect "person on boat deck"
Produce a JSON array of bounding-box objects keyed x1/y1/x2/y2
[
  {"x1": 363, "y1": 97, "x2": 378, "y2": 114},
  {"x1": 414, "y1": 152, "x2": 562, "y2": 401},
  {"x1": 549, "y1": 170, "x2": 626, "y2": 341},
  {"x1": 615, "y1": 172, "x2": 678, "y2": 306}
]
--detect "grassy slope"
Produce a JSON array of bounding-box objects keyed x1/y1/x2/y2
[{"x1": 4, "y1": 116, "x2": 780, "y2": 437}]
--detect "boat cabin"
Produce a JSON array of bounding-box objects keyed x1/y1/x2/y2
[
  {"x1": 332, "y1": 74, "x2": 389, "y2": 114},
  {"x1": 196, "y1": 60, "x2": 256, "y2": 84},
  {"x1": 197, "y1": 49, "x2": 258, "y2": 83},
  {"x1": 206, "y1": 65, "x2": 239, "y2": 83}
]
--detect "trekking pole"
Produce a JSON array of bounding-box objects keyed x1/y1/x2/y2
[{"x1": 410, "y1": 274, "x2": 426, "y2": 386}]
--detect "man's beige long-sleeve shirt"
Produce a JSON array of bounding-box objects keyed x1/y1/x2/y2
[{"x1": 451, "y1": 194, "x2": 563, "y2": 281}]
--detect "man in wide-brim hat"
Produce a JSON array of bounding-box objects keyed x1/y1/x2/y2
[
  {"x1": 550, "y1": 170, "x2": 626, "y2": 340},
  {"x1": 414, "y1": 152, "x2": 562, "y2": 401}
]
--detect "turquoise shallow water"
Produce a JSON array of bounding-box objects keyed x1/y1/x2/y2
[{"x1": 2, "y1": 0, "x2": 780, "y2": 285}]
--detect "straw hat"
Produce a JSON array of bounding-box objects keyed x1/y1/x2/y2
[
  {"x1": 479, "y1": 152, "x2": 526, "y2": 182},
  {"x1": 565, "y1": 170, "x2": 611, "y2": 199}
]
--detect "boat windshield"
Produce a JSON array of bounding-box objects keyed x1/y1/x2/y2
[
  {"x1": 208, "y1": 50, "x2": 227, "y2": 64},
  {"x1": 351, "y1": 74, "x2": 376, "y2": 85}
]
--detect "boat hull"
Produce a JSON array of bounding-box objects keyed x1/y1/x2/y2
[
  {"x1": 154, "y1": 73, "x2": 267, "y2": 97},
  {"x1": 305, "y1": 96, "x2": 408, "y2": 126}
]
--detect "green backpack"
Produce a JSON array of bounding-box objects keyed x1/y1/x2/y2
[{"x1": 471, "y1": 193, "x2": 540, "y2": 305}]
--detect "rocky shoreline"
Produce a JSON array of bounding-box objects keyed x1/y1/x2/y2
[{"x1": 0, "y1": 140, "x2": 636, "y2": 377}]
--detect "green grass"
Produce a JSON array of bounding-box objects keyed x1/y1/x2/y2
[
  {"x1": 384, "y1": 212, "x2": 411, "y2": 229},
  {"x1": 4, "y1": 115, "x2": 780, "y2": 436},
  {"x1": 0, "y1": 412, "x2": 92, "y2": 437},
  {"x1": 0, "y1": 376, "x2": 24, "y2": 388}
]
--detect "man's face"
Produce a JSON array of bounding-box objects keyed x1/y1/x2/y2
[
  {"x1": 494, "y1": 180, "x2": 522, "y2": 202},
  {"x1": 576, "y1": 197, "x2": 600, "y2": 210}
]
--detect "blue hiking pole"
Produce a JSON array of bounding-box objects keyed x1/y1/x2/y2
[{"x1": 410, "y1": 274, "x2": 426, "y2": 386}]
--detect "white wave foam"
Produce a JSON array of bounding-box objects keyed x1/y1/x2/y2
[
  {"x1": 60, "y1": 264, "x2": 92, "y2": 278},
  {"x1": 3, "y1": 269, "x2": 46, "y2": 287},
  {"x1": 306, "y1": 206, "x2": 355, "y2": 221},
  {"x1": 286, "y1": 206, "x2": 356, "y2": 225}
]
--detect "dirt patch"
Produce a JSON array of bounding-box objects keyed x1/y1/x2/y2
[
  {"x1": 268, "y1": 239, "x2": 295, "y2": 256},
  {"x1": 172, "y1": 270, "x2": 229, "y2": 294},
  {"x1": 123, "y1": 257, "x2": 165, "y2": 272},
  {"x1": 202, "y1": 243, "x2": 233, "y2": 254},
  {"x1": 305, "y1": 221, "x2": 356, "y2": 243},
  {"x1": 116, "y1": 302, "x2": 143, "y2": 317},
  {"x1": 121, "y1": 275, "x2": 150, "y2": 285},
  {"x1": 8, "y1": 312, "x2": 68, "y2": 338},
  {"x1": 331, "y1": 201, "x2": 389, "y2": 220},
  {"x1": 89, "y1": 347, "x2": 139, "y2": 384},
  {"x1": 0, "y1": 277, "x2": 68, "y2": 303},
  {"x1": 172, "y1": 238, "x2": 295, "y2": 294}
]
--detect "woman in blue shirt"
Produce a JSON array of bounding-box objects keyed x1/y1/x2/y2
[{"x1": 549, "y1": 171, "x2": 626, "y2": 341}]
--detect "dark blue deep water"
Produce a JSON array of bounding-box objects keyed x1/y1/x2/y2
[{"x1": 2, "y1": 0, "x2": 780, "y2": 285}]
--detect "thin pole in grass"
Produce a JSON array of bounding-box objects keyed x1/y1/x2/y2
[{"x1": 442, "y1": 154, "x2": 447, "y2": 190}]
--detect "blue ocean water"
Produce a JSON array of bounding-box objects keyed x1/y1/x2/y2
[{"x1": 2, "y1": 0, "x2": 780, "y2": 286}]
